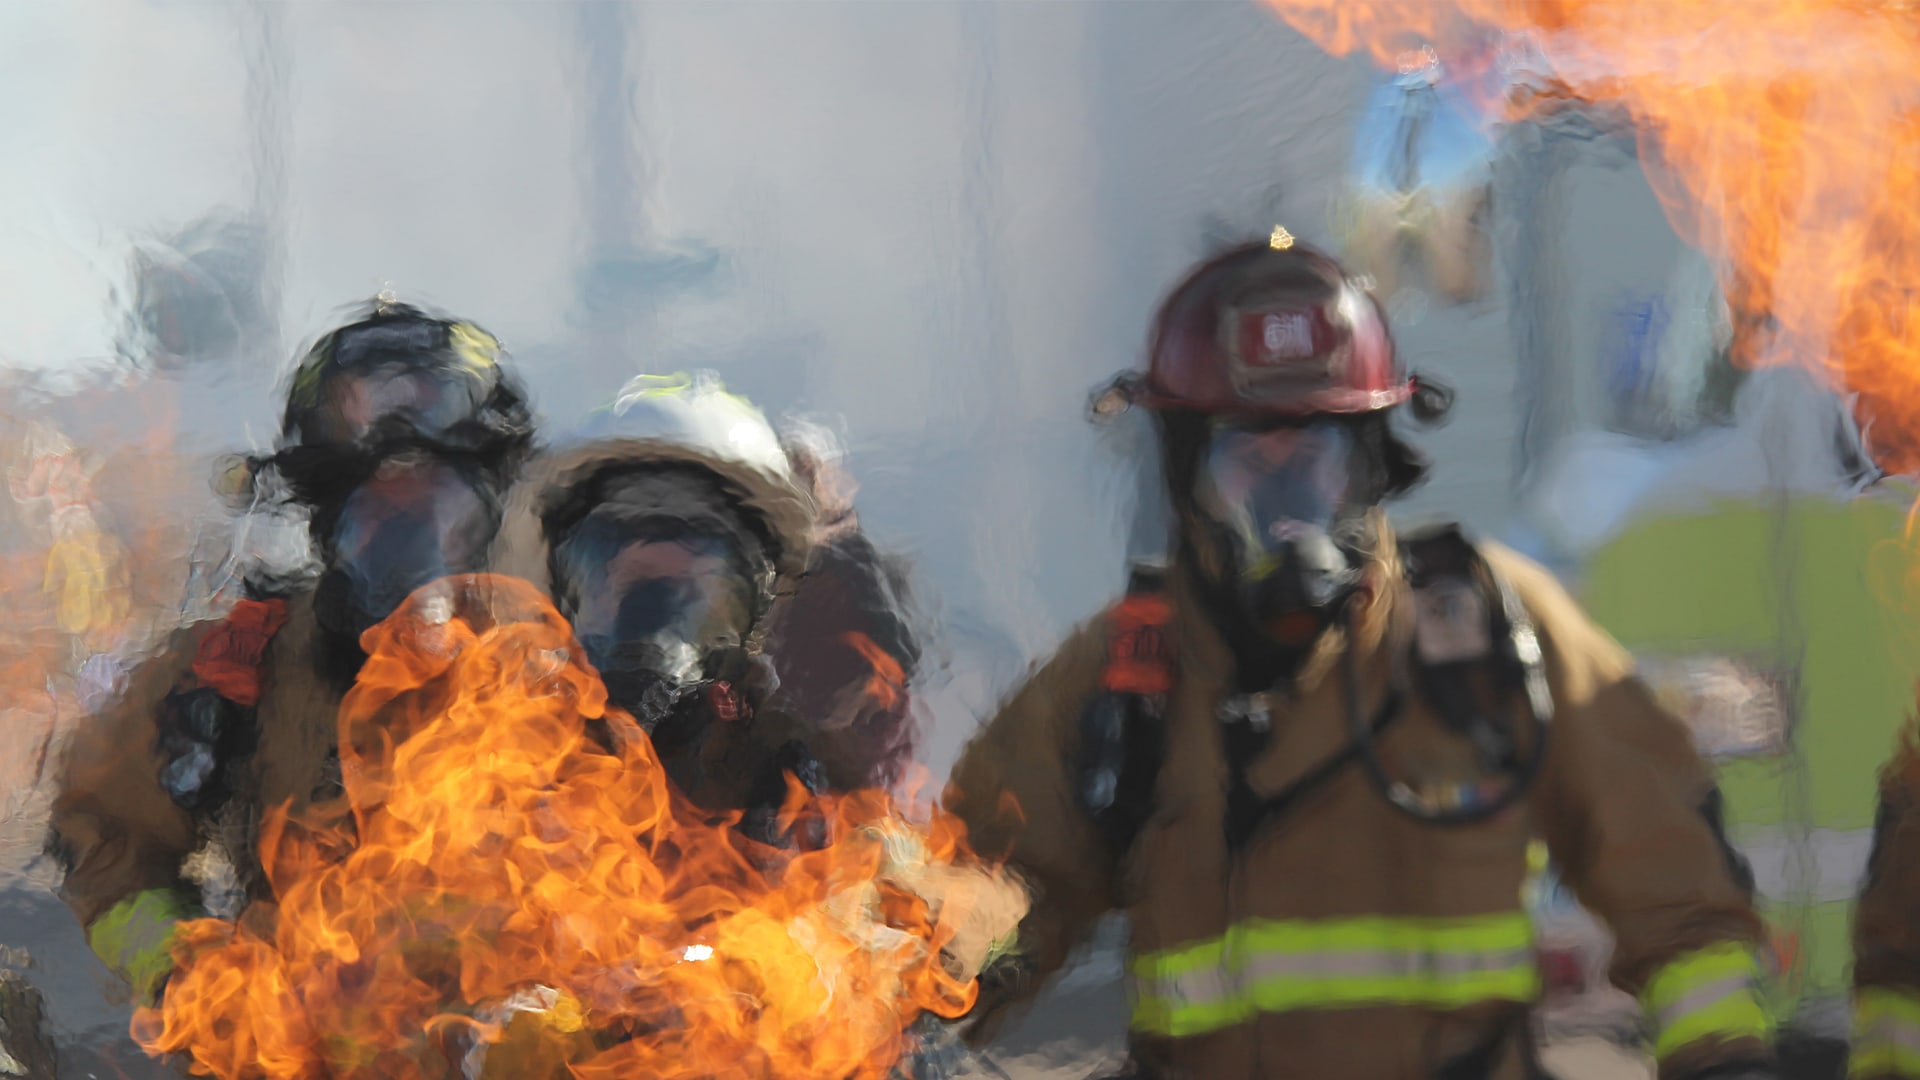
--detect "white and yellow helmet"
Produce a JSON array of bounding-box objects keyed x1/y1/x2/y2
[{"x1": 492, "y1": 371, "x2": 816, "y2": 602}]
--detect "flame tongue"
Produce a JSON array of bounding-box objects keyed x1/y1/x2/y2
[
  {"x1": 136, "y1": 574, "x2": 1001, "y2": 1080},
  {"x1": 1268, "y1": 0, "x2": 1920, "y2": 472}
]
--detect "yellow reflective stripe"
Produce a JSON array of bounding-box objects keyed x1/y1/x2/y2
[
  {"x1": 1130, "y1": 913, "x2": 1538, "y2": 1038},
  {"x1": 87, "y1": 889, "x2": 193, "y2": 1004},
  {"x1": 1132, "y1": 935, "x2": 1228, "y2": 982},
  {"x1": 1136, "y1": 961, "x2": 1540, "y2": 1038},
  {"x1": 1520, "y1": 840, "x2": 1553, "y2": 910},
  {"x1": 1232, "y1": 913, "x2": 1535, "y2": 957},
  {"x1": 1243, "y1": 964, "x2": 1539, "y2": 1011},
  {"x1": 1525, "y1": 839, "x2": 1549, "y2": 877},
  {"x1": 605, "y1": 371, "x2": 758, "y2": 417},
  {"x1": 1654, "y1": 991, "x2": 1774, "y2": 1060},
  {"x1": 1132, "y1": 990, "x2": 1252, "y2": 1039},
  {"x1": 289, "y1": 340, "x2": 332, "y2": 407},
  {"x1": 1852, "y1": 989, "x2": 1920, "y2": 1079},
  {"x1": 1132, "y1": 913, "x2": 1535, "y2": 979},
  {"x1": 615, "y1": 372, "x2": 694, "y2": 403},
  {"x1": 446, "y1": 321, "x2": 500, "y2": 373},
  {"x1": 1641, "y1": 943, "x2": 1773, "y2": 1059}
]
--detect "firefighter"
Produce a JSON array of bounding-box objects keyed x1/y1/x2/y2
[
  {"x1": 489, "y1": 371, "x2": 837, "y2": 842},
  {"x1": 1852, "y1": 731, "x2": 1920, "y2": 1080},
  {"x1": 47, "y1": 300, "x2": 537, "y2": 1007},
  {"x1": 486, "y1": 373, "x2": 1026, "y2": 1079},
  {"x1": 493, "y1": 371, "x2": 937, "y2": 818},
  {"x1": 941, "y1": 235, "x2": 1778, "y2": 1079}
]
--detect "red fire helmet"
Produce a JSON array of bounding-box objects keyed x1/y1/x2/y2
[{"x1": 1122, "y1": 238, "x2": 1410, "y2": 418}]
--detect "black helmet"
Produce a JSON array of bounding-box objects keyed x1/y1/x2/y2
[
  {"x1": 278, "y1": 299, "x2": 534, "y2": 459},
  {"x1": 242, "y1": 300, "x2": 537, "y2": 511}
]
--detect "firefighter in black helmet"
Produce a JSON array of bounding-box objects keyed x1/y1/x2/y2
[{"x1": 48, "y1": 299, "x2": 539, "y2": 1008}]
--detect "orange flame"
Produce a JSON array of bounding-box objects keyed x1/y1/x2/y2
[
  {"x1": 843, "y1": 632, "x2": 907, "y2": 715},
  {"x1": 133, "y1": 574, "x2": 1015, "y2": 1080},
  {"x1": 1266, "y1": 0, "x2": 1920, "y2": 470}
]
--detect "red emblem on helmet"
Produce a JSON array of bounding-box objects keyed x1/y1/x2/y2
[{"x1": 1126, "y1": 240, "x2": 1410, "y2": 417}]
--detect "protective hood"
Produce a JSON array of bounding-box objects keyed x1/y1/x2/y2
[{"x1": 490, "y1": 435, "x2": 815, "y2": 599}]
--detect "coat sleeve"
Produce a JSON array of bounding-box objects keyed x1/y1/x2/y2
[
  {"x1": 941, "y1": 620, "x2": 1120, "y2": 1041},
  {"x1": 1483, "y1": 546, "x2": 1773, "y2": 1080},
  {"x1": 1852, "y1": 730, "x2": 1920, "y2": 1080},
  {"x1": 46, "y1": 629, "x2": 204, "y2": 1002}
]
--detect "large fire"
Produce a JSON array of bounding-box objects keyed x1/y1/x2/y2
[
  {"x1": 131, "y1": 574, "x2": 1019, "y2": 1080},
  {"x1": 1266, "y1": 0, "x2": 1920, "y2": 471}
]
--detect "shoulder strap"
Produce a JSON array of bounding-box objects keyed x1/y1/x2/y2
[
  {"x1": 1076, "y1": 562, "x2": 1175, "y2": 868},
  {"x1": 161, "y1": 597, "x2": 290, "y2": 812},
  {"x1": 1398, "y1": 523, "x2": 1554, "y2": 789},
  {"x1": 189, "y1": 597, "x2": 291, "y2": 708},
  {"x1": 1101, "y1": 564, "x2": 1176, "y2": 695},
  {"x1": 1399, "y1": 521, "x2": 1482, "y2": 593},
  {"x1": 1218, "y1": 526, "x2": 1513, "y2": 849}
]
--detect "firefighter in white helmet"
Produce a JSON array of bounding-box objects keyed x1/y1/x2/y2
[{"x1": 490, "y1": 372, "x2": 832, "y2": 841}]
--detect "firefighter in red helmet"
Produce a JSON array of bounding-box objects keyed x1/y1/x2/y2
[
  {"x1": 48, "y1": 301, "x2": 538, "y2": 1011},
  {"x1": 942, "y1": 235, "x2": 1778, "y2": 1079}
]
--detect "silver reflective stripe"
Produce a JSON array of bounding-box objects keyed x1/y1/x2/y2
[
  {"x1": 1655, "y1": 973, "x2": 1757, "y2": 1032},
  {"x1": 1149, "y1": 946, "x2": 1538, "y2": 1006},
  {"x1": 1242, "y1": 945, "x2": 1537, "y2": 983},
  {"x1": 1157, "y1": 964, "x2": 1235, "y2": 1006}
]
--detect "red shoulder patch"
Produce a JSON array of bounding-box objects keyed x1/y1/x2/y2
[
  {"x1": 1101, "y1": 593, "x2": 1175, "y2": 696},
  {"x1": 190, "y1": 598, "x2": 291, "y2": 707}
]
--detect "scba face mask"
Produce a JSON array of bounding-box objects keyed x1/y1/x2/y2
[
  {"x1": 1196, "y1": 418, "x2": 1370, "y2": 647},
  {"x1": 315, "y1": 456, "x2": 501, "y2": 641},
  {"x1": 552, "y1": 508, "x2": 764, "y2": 736}
]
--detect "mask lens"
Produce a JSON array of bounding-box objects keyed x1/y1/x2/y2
[
  {"x1": 553, "y1": 514, "x2": 758, "y2": 705},
  {"x1": 315, "y1": 367, "x2": 484, "y2": 447},
  {"x1": 1199, "y1": 419, "x2": 1355, "y2": 556},
  {"x1": 572, "y1": 534, "x2": 754, "y2": 655},
  {"x1": 329, "y1": 458, "x2": 498, "y2": 624}
]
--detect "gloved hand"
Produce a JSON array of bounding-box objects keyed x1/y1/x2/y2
[{"x1": 86, "y1": 888, "x2": 197, "y2": 1007}]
